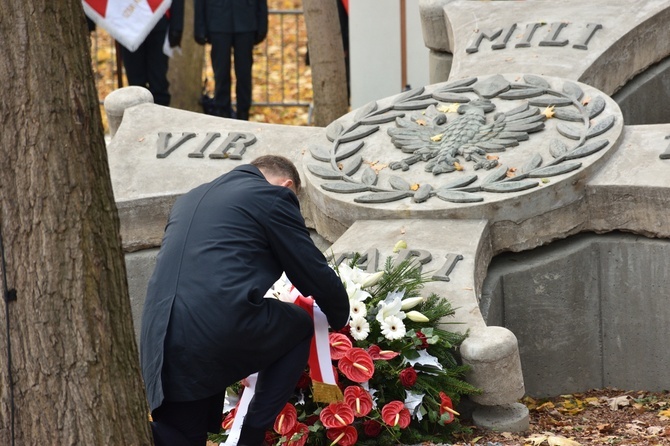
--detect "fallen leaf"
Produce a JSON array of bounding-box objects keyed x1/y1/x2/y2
[
  {"x1": 454, "y1": 162, "x2": 464, "y2": 171},
  {"x1": 437, "y1": 103, "x2": 461, "y2": 114},
  {"x1": 581, "y1": 95, "x2": 591, "y2": 105},
  {"x1": 430, "y1": 133, "x2": 443, "y2": 142},
  {"x1": 393, "y1": 240, "x2": 407, "y2": 253},
  {"x1": 486, "y1": 154, "x2": 499, "y2": 160},
  {"x1": 546, "y1": 435, "x2": 581, "y2": 446},
  {"x1": 608, "y1": 395, "x2": 631, "y2": 410},
  {"x1": 542, "y1": 105, "x2": 556, "y2": 119},
  {"x1": 415, "y1": 118, "x2": 427, "y2": 126},
  {"x1": 658, "y1": 408, "x2": 670, "y2": 419},
  {"x1": 410, "y1": 183, "x2": 420, "y2": 191}
]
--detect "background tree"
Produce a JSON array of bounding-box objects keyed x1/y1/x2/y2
[
  {"x1": 0, "y1": 2, "x2": 152, "y2": 444},
  {"x1": 168, "y1": 0, "x2": 206, "y2": 112},
  {"x1": 302, "y1": 0, "x2": 349, "y2": 126}
]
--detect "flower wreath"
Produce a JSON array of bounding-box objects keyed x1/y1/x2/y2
[{"x1": 212, "y1": 249, "x2": 479, "y2": 446}]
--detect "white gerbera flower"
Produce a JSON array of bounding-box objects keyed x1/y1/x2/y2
[
  {"x1": 381, "y1": 315, "x2": 406, "y2": 340},
  {"x1": 349, "y1": 315, "x2": 370, "y2": 341},
  {"x1": 349, "y1": 300, "x2": 367, "y2": 318}
]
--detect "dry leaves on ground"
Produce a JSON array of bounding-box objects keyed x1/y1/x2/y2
[{"x1": 452, "y1": 388, "x2": 670, "y2": 446}]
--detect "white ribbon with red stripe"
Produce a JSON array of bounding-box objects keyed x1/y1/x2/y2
[
  {"x1": 82, "y1": 0, "x2": 171, "y2": 51},
  {"x1": 221, "y1": 287, "x2": 340, "y2": 445}
]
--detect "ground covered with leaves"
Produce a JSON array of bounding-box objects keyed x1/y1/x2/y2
[{"x1": 449, "y1": 388, "x2": 670, "y2": 446}]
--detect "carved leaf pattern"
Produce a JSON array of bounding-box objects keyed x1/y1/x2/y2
[
  {"x1": 522, "y1": 153, "x2": 543, "y2": 173},
  {"x1": 354, "y1": 191, "x2": 410, "y2": 203},
  {"x1": 565, "y1": 139, "x2": 609, "y2": 159},
  {"x1": 562, "y1": 81, "x2": 584, "y2": 101},
  {"x1": 388, "y1": 176, "x2": 411, "y2": 191},
  {"x1": 527, "y1": 161, "x2": 582, "y2": 177},
  {"x1": 342, "y1": 155, "x2": 363, "y2": 176},
  {"x1": 307, "y1": 164, "x2": 343, "y2": 180},
  {"x1": 326, "y1": 121, "x2": 344, "y2": 142},
  {"x1": 360, "y1": 166, "x2": 378, "y2": 186},
  {"x1": 549, "y1": 139, "x2": 569, "y2": 158},
  {"x1": 354, "y1": 101, "x2": 379, "y2": 122}
]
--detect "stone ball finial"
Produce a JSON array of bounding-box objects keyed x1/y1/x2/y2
[{"x1": 104, "y1": 86, "x2": 154, "y2": 137}]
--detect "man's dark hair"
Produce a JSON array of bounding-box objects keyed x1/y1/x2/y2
[{"x1": 251, "y1": 155, "x2": 302, "y2": 192}]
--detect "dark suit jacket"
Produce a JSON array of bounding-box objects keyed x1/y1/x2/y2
[
  {"x1": 194, "y1": 0, "x2": 268, "y2": 39},
  {"x1": 140, "y1": 165, "x2": 349, "y2": 411}
]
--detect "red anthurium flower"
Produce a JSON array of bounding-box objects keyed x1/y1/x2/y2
[
  {"x1": 329, "y1": 333, "x2": 353, "y2": 360},
  {"x1": 343, "y1": 386, "x2": 373, "y2": 417},
  {"x1": 319, "y1": 402, "x2": 355, "y2": 428},
  {"x1": 274, "y1": 403, "x2": 298, "y2": 434},
  {"x1": 381, "y1": 401, "x2": 411, "y2": 428},
  {"x1": 326, "y1": 425, "x2": 358, "y2": 446},
  {"x1": 439, "y1": 392, "x2": 459, "y2": 423},
  {"x1": 285, "y1": 422, "x2": 309, "y2": 446},
  {"x1": 338, "y1": 348, "x2": 374, "y2": 382},
  {"x1": 366, "y1": 344, "x2": 400, "y2": 360}
]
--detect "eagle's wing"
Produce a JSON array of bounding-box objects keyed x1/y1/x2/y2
[{"x1": 470, "y1": 102, "x2": 546, "y2": 153}]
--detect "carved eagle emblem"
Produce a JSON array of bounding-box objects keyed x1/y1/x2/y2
[{"x1": 388, "y1": 99, "x2": 546, "y2": 175}]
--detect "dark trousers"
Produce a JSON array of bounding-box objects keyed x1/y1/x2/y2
[
  {"x1": 209, "y1": 31, "x2": 255, "y2": 120},
  {"x1": 152, "y1": 326, "x2": 313, "y2": 446},
  {"x1": 121, "y1": 24, "x2": 171, "y2": 106}
]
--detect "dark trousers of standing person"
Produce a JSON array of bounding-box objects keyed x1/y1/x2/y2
[
  {"x1": 121, "y1": 28, "x2": 171, "y2": 106},
  {"x1": 150, "y1": 315, "x2": 313, "y2": 446},
  {"x1": 209, "y1": 31, "x2": 255, "y2": 120}
]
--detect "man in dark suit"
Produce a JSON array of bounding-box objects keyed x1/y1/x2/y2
[
  {"x1": 120, "y1": 1, "x2": 185, "y2": 106},
  {"x1": 141, "y1": 155, "x2": 349, "y2": 446},
  {"x1": 194, "y1": 0, "x2": 268, "y2": 120}
]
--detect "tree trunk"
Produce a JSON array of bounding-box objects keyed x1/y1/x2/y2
[
  {"x1": 302, "y1": 0, "x2": 349, "y2": 127},
  {"x1": 0, "y1": 2, "x2": 152, "y2": 445},
  {"x1": 168, "y1": 0, "x2": 205, "y2": 112}
]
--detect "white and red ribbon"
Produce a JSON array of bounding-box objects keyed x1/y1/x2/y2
[
  {"x1": 82, "y1": 0, "x2": 171, "y2": 51},
  {"x1": 221, "y1": 286, "x2": 342, "y2": 444}
]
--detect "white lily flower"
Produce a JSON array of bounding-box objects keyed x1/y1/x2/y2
[
  {"x1": 347, "y1": 282, "x2": 371, "y2": 303},
  {"x1": 381, "y1": 315, "x2": 406, "y2": 340},
  {"x1": 400, "y1": 296, "x2": 424, "y2": 311},
  {"x1": 349, "y1": 300, "x2": 367, "y2": 318},
  {"x1": 376, "y1": 295, "x2": 405, "y2": 324},
  {"x1": 349, "y1": 315, "x2": 370, "y2": 341},
  {"x1": 361, "y1": 270, "x2": 384, "y2": 288},
  {"x1": 406, "y1": 310, "x2": 430, "y2": 323}
]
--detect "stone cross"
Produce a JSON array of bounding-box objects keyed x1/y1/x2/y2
[{"x1": 110, "y1": 0, "x2": 670, "y2": 435}]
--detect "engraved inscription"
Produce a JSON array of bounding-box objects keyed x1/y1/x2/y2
[
  {"x1": 155, "y1": 131, "x2": 258, "y2": 159},
  {"x1": 329, "y1": 248, "x2": 463, "y2": 283},
  {"x1": 466, "y1": 22, "x2": 603, "y2": 53}
]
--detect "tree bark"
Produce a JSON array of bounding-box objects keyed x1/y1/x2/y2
[
  {"x1": 302, "y1": 0, "x2": 349, "y2": 127},
  {"x1": 0, "y1": 2, "x2": 152, "y2": 445},
  {"x1": 168, "y1": 0, "x2": 205, "y2": 112}
]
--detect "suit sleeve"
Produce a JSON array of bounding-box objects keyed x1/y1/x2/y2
[{"x1": 265, "y1": 190, "x2": 350, "y2": 330}]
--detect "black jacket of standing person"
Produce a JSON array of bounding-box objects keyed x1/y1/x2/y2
[
  {"x1": 140, "y1": 156, "x2": 349, "y2": 446},
  {"x1": 193, "y1": 0, "x2": 268, "y2": 120},
  {"x1": 120, "y1": 0, "x2": 184, "y2": 106}
]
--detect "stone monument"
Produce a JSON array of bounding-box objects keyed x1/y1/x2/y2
[{"x1": 108, "y1": 0, "x2": 670, "y2": 434}]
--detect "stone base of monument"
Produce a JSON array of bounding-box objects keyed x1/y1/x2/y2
[{"x1": 471, "y1": 402, "x2": 530, "y2": 433}]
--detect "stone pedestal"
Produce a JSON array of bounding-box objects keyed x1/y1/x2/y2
[{"x1": 460, "y1": 326, "x2": 528, "y2": 432}]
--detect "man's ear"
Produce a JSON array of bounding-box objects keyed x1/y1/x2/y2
[{"x1": 280, "y1": 178, "x2": 296, "y2": 194}]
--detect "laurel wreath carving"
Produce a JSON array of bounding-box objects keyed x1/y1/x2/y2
[{"x1": 307, "y1": 74, "x2": 615, "y2": 204}]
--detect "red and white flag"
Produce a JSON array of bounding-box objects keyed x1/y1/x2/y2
[{"x1": 82, "y1": 0, "x2": 171, "y2": 51}]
